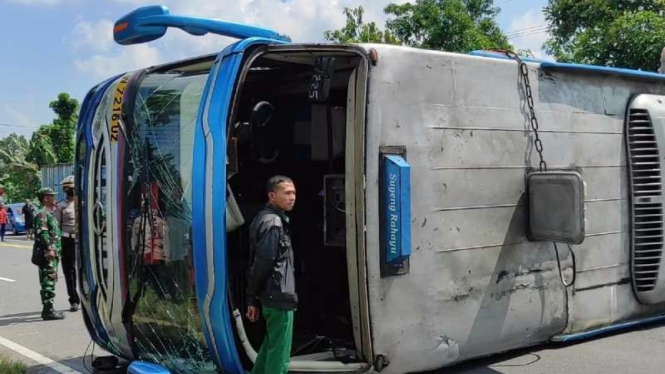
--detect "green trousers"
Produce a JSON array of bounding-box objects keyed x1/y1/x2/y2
[
  {"x1": 252, "y1": 307, "x2": 294, "y2": 374},
  {"x1": 39, "y1": 255, "x2": 60, "y2": 305}
]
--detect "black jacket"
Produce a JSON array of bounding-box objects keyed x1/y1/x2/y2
[{"x1": 246, "y1": 205, "x2": 297, "y2": 310}]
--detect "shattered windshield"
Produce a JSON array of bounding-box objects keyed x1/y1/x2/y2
[{"x1": 124, "y1": 70, "x2": 215, "y2": 374}]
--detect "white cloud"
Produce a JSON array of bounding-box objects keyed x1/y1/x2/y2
[
  {"x1": 72, "y1": 19, "x2": 116, "y2": 53},
  {"x1": 507, "y1": 9, "x2": 549, "y2": 58},
  {"x1": 74, "y1": 44, "x2": 163, "y2": 78},
  {"x1": 71, "y1": 0, "x2": 408, "y2": 76}
]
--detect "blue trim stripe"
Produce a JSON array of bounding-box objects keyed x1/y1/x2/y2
[
  {"x1": 192, "y1": 36, "x2": 287, "y2": 374},
  {"x1": 208, "y1": 52, "x2": 244, "y2": 374},
  {"x1": 468, "y1": 50, "x2": 665, "y2": 82},
  {"x1": 552, "y1": 314, "x2": 665, "y2": 342},
  {"x1": 192, "y1": 56, "x2": 220, "y2": 367}
]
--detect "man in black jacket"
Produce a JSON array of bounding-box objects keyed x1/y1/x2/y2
[{"x1": 246, "y1": 175, "x2": 297, "y2": 374}]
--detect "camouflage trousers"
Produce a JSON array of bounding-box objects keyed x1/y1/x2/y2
[{"x1": 38, "y1": 253, "x2": 60, "y2": 305}]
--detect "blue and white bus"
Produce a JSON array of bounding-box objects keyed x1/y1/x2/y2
[{"x1": 76, "y1": 5, "x2": 665, "y2": 374}]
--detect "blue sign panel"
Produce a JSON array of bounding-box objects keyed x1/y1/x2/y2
[{"x1": 383, "y1": 155, "x2": 411, "y2": 265}]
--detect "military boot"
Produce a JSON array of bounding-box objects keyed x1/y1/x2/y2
[{"x1": 41, "y1": 303, "x2": 65, "y2": 320}]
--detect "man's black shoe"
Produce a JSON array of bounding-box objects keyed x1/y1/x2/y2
[{"x1": 42, "y1": 304, "x2": 65, "y2": 320}]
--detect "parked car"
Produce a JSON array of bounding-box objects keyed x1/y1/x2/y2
[{"x1": 5, "y1": 203, "x2": 25, "y2": 235}]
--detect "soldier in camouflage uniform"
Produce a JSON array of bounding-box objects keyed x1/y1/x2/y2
[{"x1": 34, "y1": 187, "x2": 65, "y2": 320}]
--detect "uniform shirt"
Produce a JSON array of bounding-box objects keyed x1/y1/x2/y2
[
  {"x1": 131, "y1": 211, "x2": 171, "y2": 264},
  {"x1": 54, "y1": 199, "x2": 76, "y2": 235},
  {"x1": 34, "y1": 208, "x2": 61, "y2": 252}
]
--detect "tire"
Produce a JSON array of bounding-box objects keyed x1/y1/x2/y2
[{"x1": 12, "y1": 226, "x2": 17, "y2": 235}]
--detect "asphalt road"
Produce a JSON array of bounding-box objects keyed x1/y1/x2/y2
[
  {"x1": 0, "y1": 236, "x2": 94, "y2": 374},
  {"x1": 1, "y1": 236, "x2": 665, "y2": 374}
]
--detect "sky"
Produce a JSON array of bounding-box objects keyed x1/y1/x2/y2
[{"x1": 0, "y1": 0, "x2": 549, "y2": 139}]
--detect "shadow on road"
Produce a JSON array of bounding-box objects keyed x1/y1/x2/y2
[
  {"x1": 0, "y1": 311, "x2": 43, "y2": 326},
  {"x1": 423, "y1": 349, "x2": 541, "y2": 374}
]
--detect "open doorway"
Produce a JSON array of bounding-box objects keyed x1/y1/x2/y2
[{"x1": 225, "y1": 48, "x2": 367, "y2": 369}]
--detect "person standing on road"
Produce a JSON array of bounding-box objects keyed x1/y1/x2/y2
[
  {"x1": 34, "y1": 187, "x2": 65, "y2": 320},
  {"x1": 246, "y1": 175, "x2": 297, "y2": 374},
  {"x1": 54, "y1": 175, "x2": 80, "y2": 312},
  {"x1": 0, "y1": 204, "x2": 8, "y2": 242},
  {"x1": 23, "y1": 199, "x2": 35, "y2": 240}
]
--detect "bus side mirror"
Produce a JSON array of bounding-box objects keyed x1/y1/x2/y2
[
  {"x1": 114, "y1": 5, "x2": 170, "y2": 45},
  {"x1": 127, "y1": 361, "x2": 171, "y2": 374},
  {"x1": 113, "y1": 5, "x2": 289, "y2": 46}
]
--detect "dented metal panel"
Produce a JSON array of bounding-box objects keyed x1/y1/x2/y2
[{"x1": 362, "y1": 44, "x2": 665, "y2": 374}]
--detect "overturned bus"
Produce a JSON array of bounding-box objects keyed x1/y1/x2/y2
[{"x1": 75, "y1": 4, "x2": 665, "y2": 374}]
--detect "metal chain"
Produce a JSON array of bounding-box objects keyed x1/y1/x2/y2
[{"x1": 494, "y1": 50, "x2": 547, "y2": 172}]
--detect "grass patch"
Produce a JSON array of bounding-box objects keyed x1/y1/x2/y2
[{"x1": 0, "y1": 354, "x2": 25, "y2": 374}]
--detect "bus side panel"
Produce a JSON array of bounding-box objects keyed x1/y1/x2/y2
[
  {"x1": 363, "y1": 45, "x2": 665, "y2": 374},
  {"x1": 364, "y1": 47, "x2": 566, "y2": 374},
  {"x1": 534, "y1": 70, "x2": 665, "y2": 334}
]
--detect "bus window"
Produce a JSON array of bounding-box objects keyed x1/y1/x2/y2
[{"x1": 124, "y1": 69, "x2": 212, "y2": 372}]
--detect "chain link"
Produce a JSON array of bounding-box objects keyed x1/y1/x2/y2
[{"x1": 493, "y1": 50, "x2": 547, "y2": 172}]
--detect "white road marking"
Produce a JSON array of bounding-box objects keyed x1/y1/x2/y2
[
  {"x1": 0, "y1": 277, "x2": 16, "y2": 283},
  {"x1": 0, "y1": 242, "x2": 32, "y2": 250},
  {"x1": 0, "y1": 335, "x2": 84, "y2": 374}
]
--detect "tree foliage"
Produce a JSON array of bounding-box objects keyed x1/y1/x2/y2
[
  {"x1": 325, "y1": 0, "x2": 512, "y2": 53},
  {"x1": 384, "y1": 0, "x2": 511, "y2": 52},
  {"x1": 27, "y1": 93, "x2": 79, "y2": 167},
  {"x1": 0, "y1": 92, "x2": 78, "y2": 201},
  {"x1": 27, "y1": 125, "x2": 58, "y2": 167},
  {"x1": 544, "y1": 0, "x2": 665, "y2": 71},
  {"x1": 48, "y1": 93, "x2": 79, "y2": 163},
  {"x1": 324, "y1": 6, "x2": 399, "y2": 44},
  {"x1": 0, "y1": 134, "x2": 40, "y2": 202}
]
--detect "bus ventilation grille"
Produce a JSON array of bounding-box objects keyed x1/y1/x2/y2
[{"x1": 628, "y1": 108, "x2": 663, "y2": 292}]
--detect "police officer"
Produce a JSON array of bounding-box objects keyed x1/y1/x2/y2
[
  {"x1": 54, "y1": 175, "x2": 80, "y2": 312},
  {"x1": 34, "y1": 187, "x2": 65, "y2": 320}
]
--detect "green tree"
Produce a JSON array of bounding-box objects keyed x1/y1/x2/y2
[
  {"x1": 0, "y1": 133, "x2": 40, "y2": 202},
  {"x1": 383, "y1": 0, "x2": 512, "y2": 52},
  {"x1": 48, "y1": 93, "x2": 79, "y2": 163},
  {"x1": 324, "y1": 6, "x2": 399, "y2": 44},
  {"x1": 27, "y1": 125, "x2": 58, "y2": 167},
  {"x1": 544, "y1": 0, "x2": 665, "y2": 71},
  {"x1": 27, "y1": 93, "x2": 79, "y2": 167}
]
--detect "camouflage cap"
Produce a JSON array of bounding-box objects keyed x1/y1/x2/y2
[{"x1": 38, "y1": 187, "x2": 56, "y2": 199}]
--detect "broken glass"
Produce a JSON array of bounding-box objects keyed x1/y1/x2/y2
[{"x1": 123, "y1": 71, "x2": 216, "y2": 374}]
